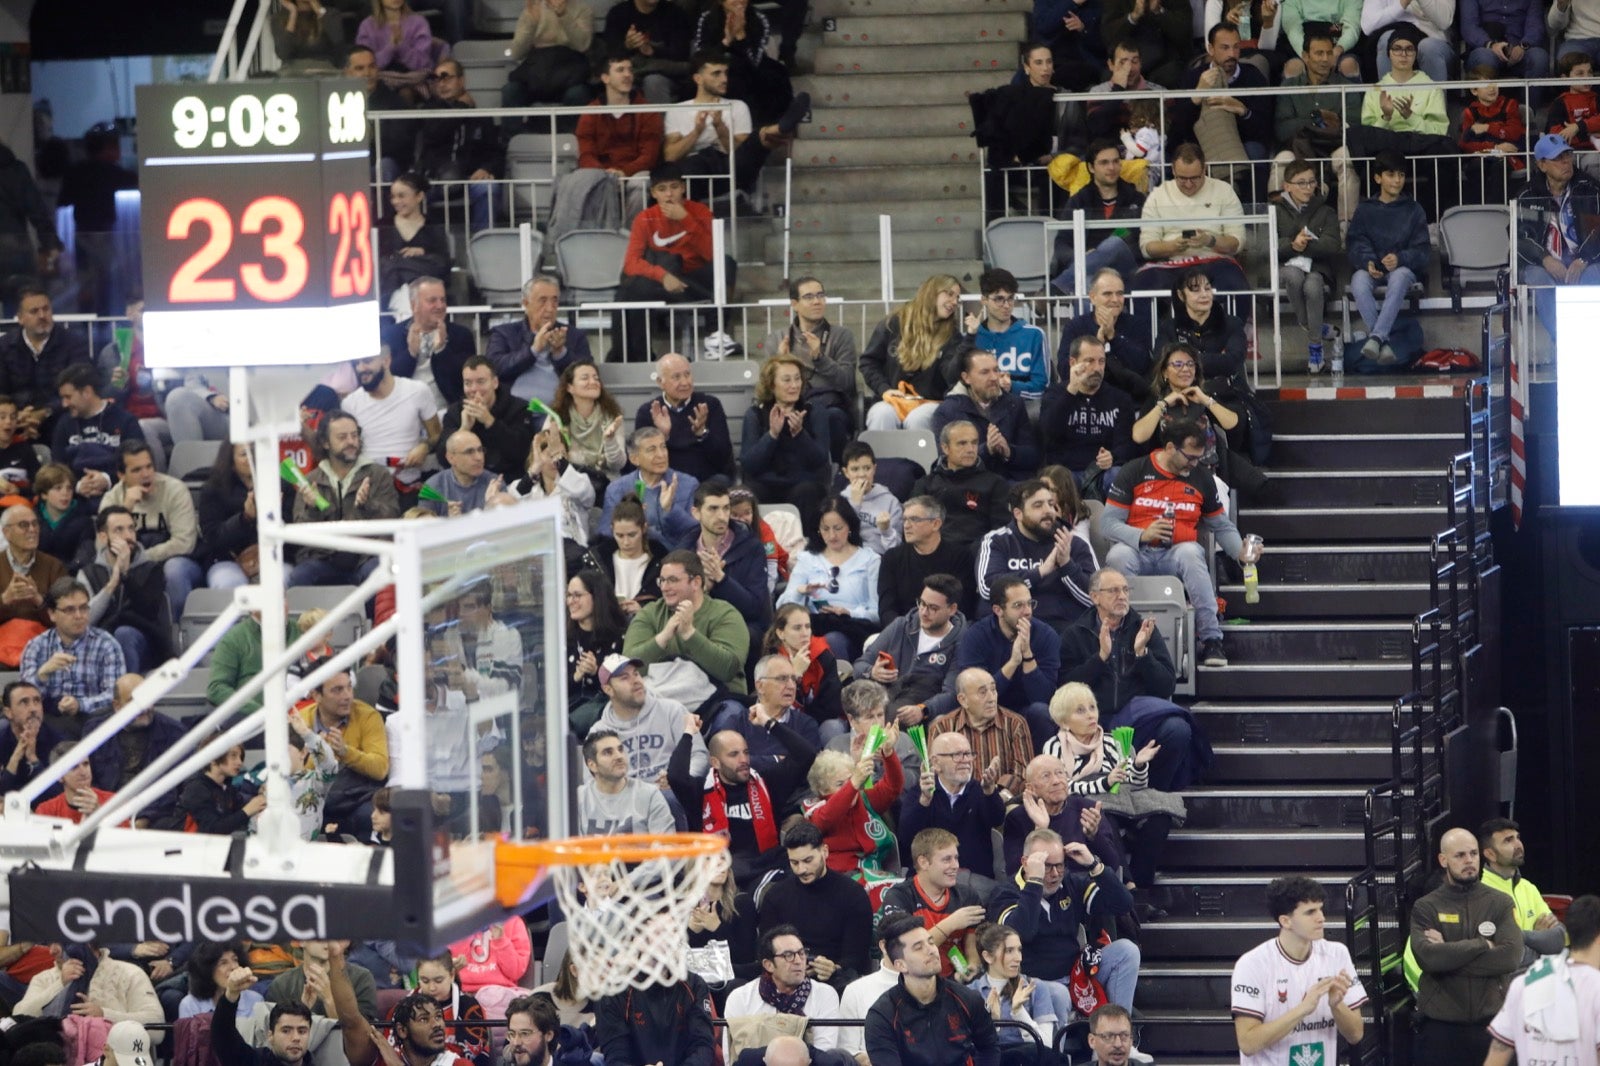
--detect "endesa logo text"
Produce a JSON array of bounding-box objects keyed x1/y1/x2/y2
[{"x1": 57, "y1": 884, "x2": 330, "y2": 943}]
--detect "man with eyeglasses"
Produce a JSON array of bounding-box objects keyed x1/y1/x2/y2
[
  {"x1": 624, "y1": 549, "x2": 751, "y2": 703},
  {"x1": 991, "y1": 827, "x2": 1140, "y2": 1013},
  {"x1": 928, "y1": 577, "x2": 1059, "y2": 748},
  {"x1": 709, "y1": 652, "x2": 821, "y2": 774},
  {"x1": 1134, "y1": 142, "x2": 1249, "y2": 316},
  {"x1": 898, "y1": 733, "x2": 1006, "y2": 883},
  {"x1": 725, "y1": 925, "x2": 844, "y2": 1051},
  {"x1": 0, "y1": 504, "x2": 65, "y2": 639},
  {"x1": 1086, "y1": 1003, "x2": 1151, "y2": 1065},
  {"x1": 419, "y1": 430, "x2": 498, "y2": 516},
  {"x1": 20, "y1": 578, "x2": 123, "y2": 739},
  {"x1": 1100, "y1": 417, "x2": 1253, "y2": 670},
  {"x1": 413, "y1": 58, "x2": 504, "y2": 233},
  {"x1": 877, "y1": 496, "x2": 975, "y2": 624},
  {"x1": 669, "y1": 674, "x2": 817, "y2": 887},
  {"x1": 763, "y1": 276, "x2": 858, "y2": 456},
  {"x1": 1058, "y1": 268, "x2": 1152, "y2": 400},
  {"x1": 756, "y1": 823, "x2": 873, "y2": 997},
  {"x1": 852, "y1": 573, "x2": 966, "y2": 722},
  {"x1": 969, "y1": 269, "x2": 1048, "y2": 402},
  {"x1": 930, "y1": 350, "x2": 1037, "y2": 482},
  {"x1": 1060, "y1": 568, "x2": 1206, "y2": 793},
  {"x1": 1039, "y1": 336, "x2": 1138, "y2": 503}
]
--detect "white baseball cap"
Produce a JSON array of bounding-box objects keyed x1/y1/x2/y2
[{"x1": 105, "y1": 1020, "x2": 154, "y2": 1066}]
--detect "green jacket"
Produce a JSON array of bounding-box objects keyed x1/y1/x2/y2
[
  {"x1": 1408, "y1": 879, "x2": 1523, "y2": 1023},
  {"x1": 623, "y1": 595, "x2": 751, "y2": 695},
  {"x1": 208, "y1": 616, "x2": 301, "y2": 714}
]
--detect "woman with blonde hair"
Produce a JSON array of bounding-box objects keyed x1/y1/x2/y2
[
  {"x1": 860, "y1": 275, "x2": 969, "y2": 430},
  {"x1": 740, "y1": 355, "x2": 831, "y2": 523},
  {"x1": 802, "y1": 729, "x2": 903, "y2": 905},
  {"x1": 1044, "y1": 681, "x2": 1185, "y2": 920}
]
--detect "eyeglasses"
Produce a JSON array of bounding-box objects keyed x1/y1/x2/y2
[
  {"x1": 1167, "y1": 359, "x2": 1196, "y2": 369},
  {"x1": 827, "y1": 566, "x2": 840, "y2": 594},
  {"x1": 797, "y1": 291, "x2": 827, "y2": 301},
  {"x1": 1042, "y1": 861, "x2": 1067, "y2": 872},
  {"x1": 1175, "y1": 173, "x2": 1206, "y2": 185},
  {"x1": 1176, "y1": 449, "x2": 1207, "y2": 464},
  {"x1": 771, "y1": 948, "x2": 809, "y2": 962},
  {"x1": 1096, "y1": 585, "x2": 1131, "y2": 597},
  {"x1": 1389, "y1": 44, "x2": 1416, "y2": 54},
  {"x1": 1091, "y1": 1031, "x2": 1134, "y2": 1044},
  {"x1": 938, "y1": 751, "x2": 975, "y2": 761},
  {"x1": 6, "y1": 520, "x2": 38, "y2": 530},
  {"x1": 54, "y1": 604, "x2": 89, "y2": 615},
  {"x1": 761, "y1": 674, "x2": 798, "y2": 685}
]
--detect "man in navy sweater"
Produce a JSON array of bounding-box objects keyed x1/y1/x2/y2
[
  {"x1": 675, "y1": 482, "x2": 771, "y2": 644},
  {"x1": 927, "y1": 576, "x2": 1060, "y2": 746},
  {"x1": 990, "y1": 827, "x2": 1140, "y2": 1016},
  {"x1": 897, "y1": 730, "x2": 1007, "y2": 882}
]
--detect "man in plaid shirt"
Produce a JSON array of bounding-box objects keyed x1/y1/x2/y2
[{"x1": 20, "y1": 576, "x2": 124, "y2": 739}]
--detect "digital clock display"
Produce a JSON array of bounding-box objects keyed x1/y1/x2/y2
[{"x1": 136, "y1": 79, "x2": 377, "y2": 368}]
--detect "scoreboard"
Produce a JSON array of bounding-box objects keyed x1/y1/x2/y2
[{"x1": 136, "y1": 79, "x2": 379, "y2": 368}]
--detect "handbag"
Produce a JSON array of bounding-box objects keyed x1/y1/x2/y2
[
  {"x1": 726, "y1": 1013, "x2": 809, "y2": 1059},
  {"x1": 882, "y1": 380, "x2": 932, "y2": 422},
  {"x1": 508, "y1": 46, "x2": 591, "y2": 102}
]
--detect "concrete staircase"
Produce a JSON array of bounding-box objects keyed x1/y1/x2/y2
[{"x1": 745, "y1": 0, "x2": 1030, "y2": 299}]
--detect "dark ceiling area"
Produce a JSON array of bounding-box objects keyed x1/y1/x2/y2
[{"x1": 30, "y1": 0, "x2": 231, "y2": 60}]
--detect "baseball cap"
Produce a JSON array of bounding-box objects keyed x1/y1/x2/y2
[
  {"x1": 598, "y1": 653, "x2": 643, "y2": 686},
  {"x1": 106, "y1": 1021, "x2": 154, "y2": 1066},
  {"x1": 649, "y1": 162, "x2": 686, "y2": 188},
  {"x1": 1536, "y1": 133, "x2": 1575, "y2": 161}
]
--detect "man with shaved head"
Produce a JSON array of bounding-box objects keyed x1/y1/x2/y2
[
  {"x1": 897, "y1": 727, "x2": 1006, "y2": 884},
  {"x1": 419, "y1": 430, "x2": 496, "y2": 516},
  {"x1": 1408, "y1": 826, "x2": 1522, "y2": 1064},
  {"x1": 633, "y1": 352, "x2": 733, "y2": 483},
  {"x1": 1000, "y1": 753, "x2": 1123, "y2": 879},
  {"x1": 668, "y1": 694, "x2": 817, "y2": 889}
]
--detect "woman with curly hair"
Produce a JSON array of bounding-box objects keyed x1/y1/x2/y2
[
  {"x1": 861, "y1": 274, "x2": 970, "y2": 430},
  {"x1": 740, "y1": 355, "x2": 831, "y2": 524}
]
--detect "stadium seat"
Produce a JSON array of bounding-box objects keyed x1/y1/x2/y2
[
  {"x1": 179, "y1": 588, "x2": 239, "y2": 653},
  {"x1": 168, "y1": 440, "x2": 219, "y2": 486},
  {"x1": 856, "y1": 429, "x2": 935, "y2": 473},
  {"x1": 555, "y1": 229, "x2": 630, "y2": 305},
  {"x1": 983, "y1": 217, "x2": 1051, "y2": 294},
  {"x1": 472, "y1": 0, "x2": 523, "y2": 34},
  {"x1": 1129, "y1": 575, "x2": 1194, "y2": 695},
  {"x1": 507, "y1": 133, "x2": 580, "y2": 223},
  {"x1": 160, "y1": 671, "x2": 213, "y2": 723},
  {"x1": 470, "y1": 228, "x2": 543, "y2": 306},
  {"x1": 1437, "y1": 205, "x2": 1511, "y2": 313},
  {"x1": 286, "y1": 586, "x2": 366, "y2": 652}
]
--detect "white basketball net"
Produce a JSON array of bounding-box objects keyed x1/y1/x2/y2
[{"x1": 546, "y1": 844, "x2": 725, "y2": 999}]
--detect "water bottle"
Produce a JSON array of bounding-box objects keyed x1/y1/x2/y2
[
  {"x1": 1330, "y1": 343, "x2": 1345, "y2": 379},
  {"x1": 1308, "y1": 341, "x2": 1323, "y2": 374},
  {"x1": 1161, "y1": 501, "x2": 1177, "y2": 545},
  {"x1": 1243, "y1": 563, "x2": 1260, "y2": 604}
]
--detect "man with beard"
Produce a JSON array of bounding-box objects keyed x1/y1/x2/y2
[
  {"x1": 486, "y1": 276, "x2": 593, "y2": 407},
  {"x1": 1477, "y1": 818, "x2": 1567, "y2": 964},
  {"x1": 929, "y1": 349, "x2": 1036, "y2": 481},
  {"x1": 384, "y1": 992, "x2": 459, "y2": 1066},
  {"x1": 1172, "y1": 24, "x2": 1271, "y2": 168},
  {"x1": 577, "y1": 725, "x2": 674, "y2": 835},
  {"x1": 438, "y1": 357, "x2": 538, "y2": 482},
  {"x1": 502, "y1": 994, "x2": 561, "y2": 1066},
  {"x1": 668, "y1": 702, "x2": 816, "y2": 888},
  {"x1": 623, "y1": 550, "x2": 750, "y2": 702},
  {"x1": 382, "y1": 277, "x2": 476, "y2": 407},
  {"x1": 1039, "y1": 335, "x2": 1137, "y2": 502},
  {"x1": 976, "y1": 479, "x2": 1095, "y2": 638},
  {"x1": 1058, "y1": 568, "x2": 1205, "y2": 794},
  {"x1": 289, "y1": 410, "x2": 401, "y2": 586},
  {"x1": 419, "y1": 431, "x2": 497, "y2": 516},
  {"x1": 0, "y1": 680, "x2": 57, "y2": 795},
  {"x1": 754, "y1": 822, "x2": 872, "y2": 997},
  {"x1": 926, "y1": 580, "x2": 1059, "y2": 741},
  {"x1": 1408, "y1": 827, "x2": 1522, "y2": 1065},
  {"x1": 340, "y1": 351, "x2": 442, "y2": 495},
  {"x1": 213, "y1": 964, "x2": 315, "y2": 1066},
  {"x1": 725, "y1": 924, "x2": 844, "y2": 1048},
  {"x1": 676, "y1": 483, "x2": 770, "y2": 639},
  {"x1": 863, "y1": 914, "x2": 999, "y2": 1066}
]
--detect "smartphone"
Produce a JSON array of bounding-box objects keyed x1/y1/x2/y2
[
  {"x1": 877, "y1": 650, "x2": 896, "y2": 670},
  {"x1": 1182, "y1": 229, "x2": 1198, "y2": 238}
]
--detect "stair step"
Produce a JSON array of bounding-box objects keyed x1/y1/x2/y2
[
  {"x1": 1262, "y1": 395, "x2": 1465, "y2": 434},
  {"x1": 791, "y1": 137, "x2": 982, "y2": 168},
  {"x1": 788, "y1": 199, "x2": 981, "y2": 234},
  {"x1": 1271, "y1": 432, "x2": 1462, "y2": 471},
  {"x1": 781, "y1": 229, "x2": 982, "y2": 263},
  {"x1": 1256, "y1": 543, "x2": 1434, "y2": 584},
  {"x1": 1165, "y1": 828, "x2": 1375, "y2": 868},
  {"x1": 1183, "y1": 785, "x2": 1371, "y2": 829},
  {"x1": 1153, "y1": 870, "x2": 1369, "y2": 918},
  {"x1": 1207, "y1": 741, "x2": 1393, "y2": 780},
  {"x1": 1241, "y1": 506, "x2": 1450, "y2": 541},
  {"x1": 791, "y1": 163, "x2": 982, "y2": 202},
  {"x1": 1136, "y1": 919, "x2": 1371, "y2": 960},
  {"x1": 796, "y1": 70, "x2": 1005, "y2": 107},
  {"x1": 812, "y1": 0, "x2": 1031, "y2": 17},
  {"x1": 820, "y1": 12, "x2": 1028, "y2": 45},
  {"x1": 806, "y1": 104, "x2": 973, "y2": 139},
  {"x1": 1189, "y1": 701, "x2": 1405, "y2": 745},
  {"x1": 751, "y1": 258, "x2": 985, "y2": 300},
  {"x1": 1266, "y1": 469, "x2": 1448, "y2": 507},
  {"x1": 1200, "y1": 662, "x2": 1411, "y2": 700},
  {"x1": 1219, "y1": 621, "x2": 1414, "y2": 663},
  {"x1": 1131, "y1": 1011, "x2": 1248, "y2": 1056},
  {"x1": 1217, "y1": 581, "x2": 1430, "y2": 618},
  {"x1": 812, "y1": 42, "x2": 1018, "y2": 73}
]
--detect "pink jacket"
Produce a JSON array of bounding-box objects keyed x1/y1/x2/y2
[{"x1": 452, "y1": 916, "x2": 533, "y2": 991}]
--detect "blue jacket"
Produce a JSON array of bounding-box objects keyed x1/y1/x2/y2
[
  {"x1": 484, "y1": 317, "x2": 593, "y2": 404},
  {"x1": 897, "y1": 776, "x2": 1006, "y2": 872},
  {"x1": 674, "y1": 519, "x2": 771, "y2": 630},
  {"x1": 599, "y1": 468, "x2": 701, "y2": 546},
  {"x1": 928, "y1": 614, "x2": 1061, "y2": 717},
  {"x1": 976, "y1": 317, "x2": 1050, "y2": 399},
  {"x1": 1461, "y1": 0, "x2": 1544, "y2": 48},
  {"x1": 631, "y1": 390, "x2": 736, "y2": 484},
  {"x1": 975, "y1": 520, "x2": 1095, "y2": 627},
  {"x1": 84, "y1": 709, "x2": 187, "y2": 824},
  {"x1": 1057, "y1": 312, "x2": 1151, "y2": 380},
  {"x1": 929, "y1": 388, "x2": 1038, "y2": 480},
  {"x1": 1347, "y1": 195, "x2": 1432, "y2": 279}
]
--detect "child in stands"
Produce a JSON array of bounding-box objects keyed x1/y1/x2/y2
[
  {"x1": 1460, "y1": 70, "x2": 1527, "y2": 168},
  {"x1": 1547, "y1": 52, "x2": 1600, "y2": 154}
]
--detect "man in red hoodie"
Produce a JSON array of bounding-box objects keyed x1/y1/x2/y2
[{"x1": 611, "y1": 163, "x2": 737, "y2": 361}]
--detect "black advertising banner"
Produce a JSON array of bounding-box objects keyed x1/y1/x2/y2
[{"x1": 9, "y1": 866, "x2": 396, "y2": 945}]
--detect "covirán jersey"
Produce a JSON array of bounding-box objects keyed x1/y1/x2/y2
[{"x1": 1230, "y1": 937, "x2": 1367, "y2": 1066}]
